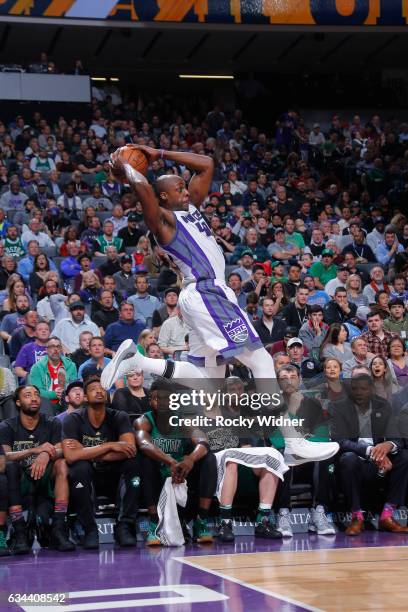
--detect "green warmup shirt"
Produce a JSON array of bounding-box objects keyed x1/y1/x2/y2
[{"x1": 145, "y1": 411, "x2": 190, "y2": 477}]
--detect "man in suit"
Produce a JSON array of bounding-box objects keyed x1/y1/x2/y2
[{"x1": 331, "y1": 373, "x2": 408, "y2": 536}]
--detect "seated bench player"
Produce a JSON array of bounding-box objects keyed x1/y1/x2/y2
[
  {"x1": 0, "y1": 385, "x2": 75, "y2": 554},
  {"x1": 134, "y1": 379, "x2": 217, "y2": 546},
  {"x1": 62, "y1": 375, "x2": 141, "y2": 549}
]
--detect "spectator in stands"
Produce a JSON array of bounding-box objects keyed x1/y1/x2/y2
[
  {"x1": 57, "y1": 183, "x2": 83, "y2": 219},
  {"x1": 92, "y1": 289, "x2": 119, "y2": 334},
  {"x1": 231, "y1": 228, "x2": 269, "y2": 264},
  {"x1": 310, "y1": 249, "x2": 338, "y2": 290},
  {"x1": 387, "y1": 337, "x2": 408, "y2": 388},
  {"x1": 36, "y1": 278, "x2": 59, "y2": 324},
  {"x1": 17, "y1": 240, "x2": 57, "y2": 282},
  {"x1": 28, "y1": 336, "x2": 77, "y2": 410},
  {"x1": 1, "y1": 275, "x2": 31, "y2": 314},
  {"x1": 227, "y1": 272, "x2": 246, "y2": 309},
  {"x1": 346, "y1": 274, "x2": 368, "y2": 308},
  {"x1": 323, "y1": 287, "x2": 357, "y2": 325},
  {"x1": 98, "y1": 245, "x2": 121, "y2": 277},
  {"x1": 151, "y1": 288, "x2": 179, "y2": 332},
  {"x1": 324, "y1": 264, "x2": 349, "y2": 298},
  {"x1": 127, "y1": 275, "x2": 160, "y2": 326},
  {"x1": 299, "y1": 305, "x2": 329, "y2": 355},
  {"x1": 331, "y1": 373, "x2": 408, "y2": 536},
  {"x1": 267, "y1": 227, "x2": 299, "y2": 264},
  {"x1": 0, "y1": 295, "x2": 30, "y2": 343},
  {"x1": 78, "y1": 336, "x2": 111, "y2": 380},
  {"x1": 62, "y1": 375, "x2": 140, "y2": 549},
  {"x1": 78, "y1": 271, "x2": 102, "y2": 305},
  {"x1": 30, "y1": 147, "x2": 56, "y2": 174},
  {"x1": 14, "y1": 320, "x2": 50, "y2": 380},
  {"x1": 60, "y1": 242, "x2": 82, "y2": 289},
  {"x1": 383, "y1": 298, "x2": 408, "y2": 334},
  {"x1": 113, "y1": 255, "x2": 134, "y2": 299},
  {"x1": 343, "y1": 251, "x2": 370, "y2": 286},
  {"x1": 286, "y1": 337, "x2": 320, "y2": 380},
  {"x1": 29, "y1": 253, "x2": 54, "y2": 298},
  {"x1": 243, "y1": 264, "x2": 270, "y2": 297},
  {"x1": 73, "y1": 253, "x2": 100, "y2": 292},
  {"x1": 0, "y1": 208, "x2": 11, "y2": 238},
  {"x1": 303, "y1": 275, "x2": 330, "y2": 307},
  {"x1": 108, "y1": 204, "x2": 127, "y2": 236},
  {"x1": 363, "y1": 266, "x2": 390, "y2": 305},
  {"x1": 360, "y1": 311, "x2": 397, "y2": 359},
  {"x1": 69, "y1": 331, "x2": 93, "y2": 370},
  {"x1": 366, "y1": 216, "x2": 386, "y2": 252},
  {"x1": 232, "y1": 249, "x2": 254, "y2": 281},
  {"x1": 282, "y1": 285, "x2": 309, "y2": 333},
  {"x1": 389, "y1": 274, "x2": 408, "y2": 302},
  {"x1": 111, "y1": 367, "x2": 149, "y2": 415},
  {"x1": 59, "y1": 227, "x2": 86, "y2": 257},
  {"x1": 342, "y1": 227, "x2": 377, "y2": 263},
  {"x1": 376, "y1": 225, "x2": 404, "y2": 268},
  {"x1": 56, "y1": 380, "x2": 84, "y2": 423},
  {"x1": 104, "y1": 301, "x2": 144, "y2": 353},
  {"x1": 53, "y1": 301, "x2": 99, "y2": 354},
  {"x1": 82, "y1": 184, "x2": 112, "y2": 211},
  {"x1": 370, "y1": 355, "x2": 399, "y2": 402},
  {"x1": 9, "y1": 310, "x2": 38, "y2": 362},
  {"x1": 158, "y1": 307, "x2": 189, "y2": 357},
  {"x1": 93, "y1": 220, "x2": 123, "y2": 256},
  {"x1": 253, "y1": 297, "x2": 286, "y2": 345},
  {"x1": 0, "y1": 255, "x2": 18, "y2": 289},
  {"x1": 0, "y1": 178, "x2": 28, "y2": 209},
  {"x1": 342, "y1": 337, "x2": 373, "y2": 378},
  {"x1": 319, "y1": 323, "x2": 353, "y2": 365},
  {"x1": 117, "y1": 211, "x2": 144, "y2": 248}
]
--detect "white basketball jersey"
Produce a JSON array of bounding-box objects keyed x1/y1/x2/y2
[{"x1": 161, "y1": 204, "x2": 225, "y2": 284}]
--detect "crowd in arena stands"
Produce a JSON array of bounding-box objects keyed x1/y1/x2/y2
[{"x1": 1, "y1": 101, "x2": 408, "y2": 554}]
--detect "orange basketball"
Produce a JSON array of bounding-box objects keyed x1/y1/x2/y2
[{"x1": 120, "y1": 147, "x2": 149, "y2": 176}]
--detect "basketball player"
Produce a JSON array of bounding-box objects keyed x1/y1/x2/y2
[{"x1": 102, "y1": 145, "x2": 338, "y2": 463}]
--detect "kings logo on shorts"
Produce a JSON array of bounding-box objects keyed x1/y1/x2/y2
[{"x1": 224, "y1": 318, "x2": 249, "y2": 343}]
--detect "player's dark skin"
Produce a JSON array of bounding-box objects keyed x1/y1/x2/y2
[
  {"x1": 110, "y1": 144, "x2": 213, "y2": 245},
  {"x1": 134, "y1": 389, "x2": 208, "y2": 483},
  {"x1": 2, "y1": 386, "x2": 69, "y2": 517}
]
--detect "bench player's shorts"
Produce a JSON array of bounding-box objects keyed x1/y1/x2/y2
[{"x1": 179, "y1": 279, "x2": 263, "y2": 368}]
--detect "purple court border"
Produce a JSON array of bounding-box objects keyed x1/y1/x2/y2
[{"x1": 2, "y1": 532, "x2": 408, "y2": 611}]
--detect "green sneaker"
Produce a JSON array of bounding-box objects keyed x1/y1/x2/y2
[
  {"x1": 145, "y1": 521, "x2": 161, "y2": 547},
  {"x1": 193, "y1": 518, "x2": 213, "y2": 543},
  {"x1": 0, "y1": 529, "x2": 10, "y2": 557}
]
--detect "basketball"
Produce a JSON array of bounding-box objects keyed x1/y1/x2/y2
[{"x1": 119, "y1": 147, "x2": 149, "y2": 176}]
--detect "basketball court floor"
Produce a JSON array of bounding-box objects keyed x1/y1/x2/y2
[{"x1": 2, "y1": 532, "x2": 408, "y2": 611}]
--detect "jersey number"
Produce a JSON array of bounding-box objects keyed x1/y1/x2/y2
[{"x1": 181, "y1": 213, "x2": 211, "y2": 236}]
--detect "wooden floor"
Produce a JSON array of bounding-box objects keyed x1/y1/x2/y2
[{"x1": 183, "y1": 546, "x2": 408, "y2": 611}]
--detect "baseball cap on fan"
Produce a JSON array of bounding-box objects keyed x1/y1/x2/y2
[{"x1": 287, "y1": 338, "x2": 304, "y2": 348}]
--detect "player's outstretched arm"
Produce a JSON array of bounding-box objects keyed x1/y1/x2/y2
[
  {"x1": 131, "y1": 144, "x2": 214, "y2": 209},
  {"x1": 110, "y1": 150, "x2": 175, "y2": 244}
]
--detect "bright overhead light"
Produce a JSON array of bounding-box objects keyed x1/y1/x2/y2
[
  {"x1": 91, "y1": 77, "x2": 107, "y2": 81},
  {"x1": 178, "y1": 74, "x2": 234, "y2": 80},
  {"x1": 110, "y1": 77, "x2": 119, "y2": 82}
]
